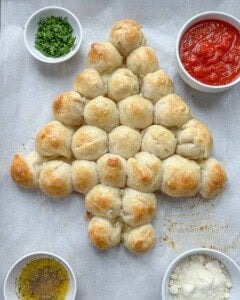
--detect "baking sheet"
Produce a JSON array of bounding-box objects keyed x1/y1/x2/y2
[{"x1": 1, "y1": 0, "x2": 240, "y2": 299}]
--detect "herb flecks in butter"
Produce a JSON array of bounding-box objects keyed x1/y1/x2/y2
[{"x1": 16, "y1": 257, "x2": 69, "y2": 300}]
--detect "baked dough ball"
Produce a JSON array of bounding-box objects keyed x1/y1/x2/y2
[
  {"x1": 52, "y1": 91, "x2": 85, "y2": 126},
  {"x1": 84, "y1": 96, "x2": 119, "y2": 132},
  {"x1": 35, "y1": 121, "x2": 73, "y2": 159},
  {"x1": 176, "y1": 119, "x2": 213, "y2": 159},
  {"x1": 109, "y1": 125, "x2": 142, "y2": 159},
  {"x1": 73, "y1": 68, "x2": 106, "y2": 99},
  {"x1": 126, "y1": 46, "x2": 159, "y2": 78},
  {"x1": 127, "y1": 152, "x2": 162, "y2": 192},
  {"x1": 161, "y1": 155, "x2": 201, "y2": 197},
  {"x1": 87, "y1": 42, "x2": 123, "y2": 74},
  {"x1": 121, "y1": 188, "x2": 157, "y2": 227},
  {"x1": 109, "y1": 19, "x2": 146, "y2": 57},
  {"x1": 141, "y1": 69, "x2": 174, "y2": 103},
  {"x1": 199, "y1": 158, "x2": 227, "y2": 198},
  {"x1": 108, "y1": 68, "x2": 139, "y2": 102},
  {"x1": 88, "y1": 217, "x2": 122, "y2": 250},
  {"x1": 118, "y1": 95, "x2": 153, "y2": 129},
  {"x1": 154, "y1": 94, "x2": 193, "y2": 128},
  {"x1": 10, "y1": 151, "x2": 44, "y2": 188},
  {"x1": 71, "y1": 125, "x2": 108, "y2": 161},
  {"x1": 97, "y1": 154, "x2": 127, "y2": 188},
  {"x1": 71, "y1": 160, "x2": 98, "y2": 194},
  {"x1": 39, "y1": 160, "x2": 72, "y2": 198},
  {"x1": 122, "y1": 223, "x2": 155, "y2": 254},
  {"x1": 85, "y1": 184, "x2": 121, "y2": 218},
  {"x1": 142, "y1": 125, "x2": 177, "y2": 159}
]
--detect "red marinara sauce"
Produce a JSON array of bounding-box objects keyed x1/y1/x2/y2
[{"x1": 180, "y1": 19, "x2": 240, "y2": 85}]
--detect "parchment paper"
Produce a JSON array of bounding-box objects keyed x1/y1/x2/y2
[{"x1": 1, "y1": 1, "x2": 240, "y2": 299}]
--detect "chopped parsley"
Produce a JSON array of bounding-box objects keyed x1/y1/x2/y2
[{"x1": 35, "y1": 16, "x2": 76, "y2": 57}]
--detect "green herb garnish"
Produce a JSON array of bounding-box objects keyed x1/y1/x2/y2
[{"x1": 35, "y1": 16, "x2": 76, "y2": 57}]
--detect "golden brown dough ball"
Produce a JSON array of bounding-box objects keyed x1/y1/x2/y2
[
  {"x1": 88, "y1": 216, "x2": 122, "y2": 250},
  {"x1": 141, "y1": 125, "x2": 177, "y2": 159},
  {"x1": 109, "y1": 19, "x2": 146, "y2": 57},
  {"x1": 141, "y1": 69, "x2": 174, "y2": 103},
  {"x1": 107, "y1": 68, "x2": 139, "y2": 102},
  {"x1": 71, "y1": 125, "x2": 108, "y2": 161},
  {"x1": 73, "y1": 68, "x2": 106, "y2": 99},
  {"x1": 122, "y1": 223, "x2": 156, "y2": 254},
  {"x1": 126, "y1": 46, "x2": 159, "y2": 78},
  {"x1": 121, "y1": 188, "x2": 157, "y2": 227},
  {"x1": 176, "y1": 119, "x2": 213, "y2": 159},
  {"x1": 71, "y1": 160, "x2": 98, "y2": 194},
  {"x1": 10, "y1": 151, "x2": 45, "y2": 188},
  {"x1": 85, "y1": 184, "x2": 122, "y2": 218},
  {"x1": 199, "y1": 157, "x2": 227, "y2": 198},
  {"x1": 84, "y1": 96, "x2": 119, "y2": 132},
  {"x1": 161, "y1": 155, "x2": 201, "y2": 197},
  {"x1": 118, "y1": 95, "x2": 153, "y2": 129},
  {"x1": 52, "y1": 91, "x2": 85, "y2": 126},
  {"x1": 97, "y1": 154, "x2": 127, "y2": 188},
  {"x1": 87, "y1": 42, "x2": 123, "y2": 74},
  {"x1": 35, "y1": 121, "x2": 73, "y2": 159},
  {"x1": 109, "y1": 125, "x2": 142, "y2": 159},
  {"x1": 127, "y1": 152, "x2": 162, "y2": 193},
  {"x1": 39, "y1": 160, "x2": 72, "y2": 198},
  {"x1": 154, "y1": 94, "x2": 193, "y2": 128}
]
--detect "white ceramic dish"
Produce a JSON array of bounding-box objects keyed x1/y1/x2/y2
[
  {"x1": 162, "y1": 248, "x2": 240, "y2": 300},
  {"x1": 176, "y1": 11, "x2": 240, "y2": 93},
  {"x1": 24, "y1": 6, "x2": 82, "y2": 63},
  {"x1": 3, "y1": 251, "x2": 77, "y2": 300}
]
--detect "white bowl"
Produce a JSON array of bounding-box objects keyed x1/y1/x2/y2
[
  {"x1": 162, "y1": 248, "x2": 240, "y2": 300},
  {"x1": 3, "y1": 251, "x2": 77, "y2": 300},
  {"x1": 24, "y1": 6, "x2": 82, "y2": 63},
  {"x1": 176, "y1": 11, "x2": 240, "y2": 93}
]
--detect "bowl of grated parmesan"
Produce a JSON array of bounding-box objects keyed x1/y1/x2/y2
[{"x1": 162, "y1": 248, "x2": 240, "y2": 300}]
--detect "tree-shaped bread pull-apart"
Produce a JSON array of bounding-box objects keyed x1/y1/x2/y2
[{"x1": 10, "y1": 19, "x2": 227, "y2": 254}]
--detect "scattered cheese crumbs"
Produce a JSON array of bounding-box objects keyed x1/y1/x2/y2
[{"x1": 169, "y1": 255, "x2": 232, "y2": 300}]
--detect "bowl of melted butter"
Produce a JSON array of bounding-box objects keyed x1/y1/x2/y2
[{"x1": 4, "y1": 252, "x2": 77, "y2": 300}]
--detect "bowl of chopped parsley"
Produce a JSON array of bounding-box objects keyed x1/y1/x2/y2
[{"x1": 24, "y1": 6, "x2": 82, "y2": 63}]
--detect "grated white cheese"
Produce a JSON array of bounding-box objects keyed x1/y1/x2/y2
[{"x1": 169, "y1": 254, "x2": 232, "y2": 300}]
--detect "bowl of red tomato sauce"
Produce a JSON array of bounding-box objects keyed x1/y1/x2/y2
[{"x1": 176, "y1": 11, "x2": 240, "y2": 93}]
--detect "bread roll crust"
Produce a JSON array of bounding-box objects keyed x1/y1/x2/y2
[
  {"x1": 71, "y1": 125, "x2": 108, "y2": 161},
  {"x1": 121, "y1": 188, "x2": 157, "y2": 227},
  {"x1": 71, "y1": 160, "x2": 98, "y2": 194},
  {"x1": 109, "y1": 125, "x2": 142, "y2": 159},
  {"x1": 154, "y1": 94, "x2": 193, "y2": 128},
  {"x1": 39, "y1": 160, "x2": 72, "y2": 198},
  {"x1": 199, "y1": 158, "x2": 227, "y2": 198},
  {"x1": 35, "y1": 121, "x2": 73, "y2": 159},
  {"x1": 84, "y1": 96, "x2": 119, "y2": 132},
  {"x1": 74, "y1": 68, "x2": 106, "y2": 99},
  {"x1": 126, "y1": 46, "x2": 159, "y2": 78},
  {"x1": 97, "y1": 154, "x2": 127, "y2": 188},
  {"x1": 10, "y1": 152, "x2": 44, "y2": 188},
  {"x1": 85, "y1": 184, "x2": 122, "y2": 218},
  {"x1": 118, "y1": 95, "x2": 153, "y2": 129},
  {"x1": 161, "y1": 155, "x2": 201, "y2": 197},
  {"x1": 108, "y1": 68, "x2": 139, "y2": 102},
  {"x1": 176, "y1": 119, "x2": 213, "y2": 159},
  {"x1": 109, "y1": 19, "x2": 146, "y2": 57},
  {"x1": 87, "y1": 42, "x2": 123, "y2": 74},
  {"x1": 52, "y1": 91, "x2": 85, "y2": 126},
  {"x1": 127, "y1": 152, "x2": 162, "y2": 192},
  {"x1": 141, "y1": 125, "x2": 177, "y2": 159},
  {"x1": 122, "y1": 223, "x2": 156, "y2": 254},
  {"x1": 141, "y1": 69, "x2": 174, "y2": 103},
  {"x1": 88, "y1": 216, "x2": 122, "y2": 249}
]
